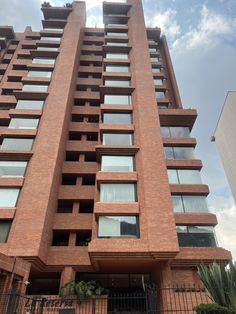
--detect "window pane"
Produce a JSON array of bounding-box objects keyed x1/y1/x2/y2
[
  {"x1": 23, "y1": 85, "x2": 48, "y2": 92},
  {"x1": 103, "y1": 133, "x2": 133, "y2": 145},
  {"x1": 105, "y1": 65, "x2": 129, "y2": 72},
  {"x1": 103, "y1": 113, "x2": 132, "y2": 124},
  {"x1": 172, "y1": 195, "x2": 184, "y2": 212},
  {"x1": 101, "y1": 156, "x2": 134, "y2": 172},
  {"x1": 104, "y1": 79, "x2": 130, "y2": 87},
  {"x1": 16, "y1": 100, "x2": 44, "y2": 110},
  {"x1": 100, "y1": 183, "x2": 137, "y2": 202},
  {"x1": 164, "y1": 147, "x2": 174, "y2": 159},
  {"x1": 43, "y1": 27, "x2": 64, "y2": 31},
  {"x1": 188, "y1": 226, "x2": 214, "y2": 233},
  {"x1": 28, "y1": 71, "x2": 52, "y2": 78},
  {"x1": 150, "y1": 57, "x2": 159, "y2": 62},
  {"x1": 182, "y1": 196, "x2": 208, "y2": 213},
  {"x1": 152, "y1": 67, "x2": 161, "y2": 73},
  {"x1": 154, "y1": 79, "x2": 163, "y2": 85},
  {"x1": 106, "y1": 53, "x2": 129, "y2": 59},
  {"x1": 178, "y1": 170, "x2": 202, "y2": 184},
  {"x1": 161, "y1": 127, "x2": 171, "y2": 137},
  {"x1": 32, "y1": 58, "x2": 55, "y2": 64},
  {"x1": 170, "y1": 127, "x2": 190, "y2": 138},
  {"x1": 106, "y1": 42, "x2": 128, "y2": 46},
  {"x1": 9, "y1": 118, "x2": 39, "y2": 129},
  {"x1": 167, "y1": 169, "x2": 179, "y2": 184},
  {"x1": 37, "y1": 47, "x2": 58, "y2": 51},
  {"x1": 106, "y1": 32, "x2": 128, "y2": 36},
  {"x1": 1, "y1": 138, "x2": 34, "y2": 150},
  {"x1": 155, "y1": 91, "x2": 165, "y2": 99},
  {"x1": 40, "y1": 37, "x2": 61, "y2": 41},
  {"x1": 104, "y1": 95, "x2": 131, "y2": 104},
  {"x1": 0, "y1": 188, "x2": 20, "y2": 207},
  {"x1": 0, "y1": 161, "x2": 27, "y2": 177},
  {"x1": 178, "y1": 226, "x2": 216, "y2": 247},
  {"x1": 0, "y1": 221, "x2": 12, "y2": 243},
  {"x1": 173, "y1": 147, "x2": 195, "y2": 159},
  {"x1": 98, "y1": 216, "x2": 139, "y2": 238}
]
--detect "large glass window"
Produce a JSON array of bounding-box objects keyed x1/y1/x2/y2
[
  {"x1": 177, "y1": 225, "x2": 216, "y2": 247},
  {"x1": 164, "y1": 147, "x2": 195, "y2": 159},
  {"x1": 104, "y1": 95, "x2": 131, "y2": 105},
  {"x1": 43, "y1": 27, "x2": 64, "y2": 31},
  {"x1": 161, "y1": 126, "x2": 190, "y2": 138},
  {"x1": 28, "y1": 71, "x2": 52, "y2": 78},
  {"x1": 23, "y1": 85, "x2": 48, "y2": 92},
  {"x1": 155, "y1": 91, "x2": 165, "y2": 99},
  {"x1": 32, "y1": 58, "x2": 55, "y2": 64},
  {"x1": 100, "y1": 183, "x2": 137, "y2": 202},
  {"x1": 105, "y1": 65, "x2": 129, "y2": 72},
  {"x1": 98, "y1": 216, "x2": 139, "y2": 238},
  {"x1": 106, "y1": 53, "x2": 129, "y2": 59},
  {"x1": 16, "y1": 100, "x2": 44, "y2": 110},
  {"x1": 40, "y1": 36, "x2": 61, "y2": 41},
  {"x1": 172, "y1": 195, "x2": 208, "y2": 213},
  {"x1": 104, "y1": 79, "x2": 130, "y2": 87},
  {"x1": 154, "y1": 79, "x2": 163, "y2": 85},
  {"x1": 1, "y1": 138, "x2": 34, "y2": 150},
  {"x1": 9, "y1": 118, "x2": 39, "y2": 129},
  {"x1": 0, "y1": 161, "x2": 27, "y2": 177},
  {"x1": 0, "y1": 188, "x2": 20, "y2": 207},
  {"x1": 103, "y1": 113, "x2": 132, "y2": 124},
  {"x1": 36, "y1": 47, "x2": 58, "y2": 51},
  {"x1": 106, "y1": 42, "x2": 128, "y2": 47},
  {"x1": 0, "y1": 221, "x2": 12, "y2": 243},
  {"x1": 152, "y1": 67, "x2": 161, "y2": 73},
  {"x1": 101, "y1": 156, "x2": 134, "y2": 172},
  {"x1": 103, "y1": 133, "x2": 133, "y2": 145},
  {"x1": 168, "y1": 169, "x2": 202, "y2": 184},
  {"x1": 106, "y1": 32, "x2": 128, "y2": 37}
]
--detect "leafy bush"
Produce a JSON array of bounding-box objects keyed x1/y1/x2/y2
[{"x1": 193, "y1": 303, "x2": 233, "y2": 313}]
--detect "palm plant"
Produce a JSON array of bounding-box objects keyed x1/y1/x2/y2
[{"x1": 197, "y1": 262, "x2": 236, "y2": 311}]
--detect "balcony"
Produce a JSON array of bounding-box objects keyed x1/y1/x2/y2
[{"x1": 158, "y1": 108, "x2": 197, "y2": 130}]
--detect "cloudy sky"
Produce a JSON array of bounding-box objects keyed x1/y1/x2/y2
[{"x1": 1, "y1": 0, "x2": 236, "y2": 259}]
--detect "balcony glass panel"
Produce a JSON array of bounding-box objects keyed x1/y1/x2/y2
[
  {"x1": 0, "y1": 188, "x2": 20, "y2": 207},
  {"x1": 98, "y1": 216, "x2": 139, "y2": 238},
  {"x1": 103, "y1": 133, "x2": 133, "y2": 145},
  {"x1": 0, "y1": 221, "x2": 12, "y2": 243},
  {"x1": 0, "y1": 161, "x2": 27, "y2": 177},
  {"x1": 164, "y1": 147, "x2": 195, "y2": 159},
  {"x1": 100, "y1": 183, "x2": 137, "y2": 202},
  {"x1": 161, "y1": 127, "x2": 190, "y2": 138},
  {"x1": 154, "y1": 79, "x2": 163, "y2": 85},
  {"x1": 23, "y1": 85, "x2": 48, "y2": 92},
  {"x1": 9, "y1": 118, "x2": 39, "y2": 129},
  {"x1": 101, "y1": 156, "x2": 134, "y2": 172},
  {"x1": 104, "y1": 94, "x2": 131, "y2": 104},
  {"x1": 16, "y1": 100, "x2": 44, "y2": 110},
  {"x1": 155, "y1": 91, "x2": 165, "y2": 99},
  {"x1": 172, "y1": 195, "x2": 209, "y2": 213},
  {"x1": 177, "y1": 225, "x2": 216, "y2": 247},
  {"x1": 1, "y1": 138, "x2": 34, "y2": 150},
  {"x1": 28, "y1": 71, "x2": 52, "y2": 78},
  {"x1": 104, "y1": 79, "x2": 130, "y2": 87},
  {"x1": 168, "y1": 169, "x2": 202, "y2": 184},
  {"x1": 103, "y1": 113, "x2": 132, "y2": 124},
  {"x1": 32, "y1": 58, "x2": 55, "y2": 64}
]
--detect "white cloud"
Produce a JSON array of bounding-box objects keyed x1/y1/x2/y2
[
  {"x1": 173, "y1": 5, "x2": 235, "y2": 51},
  {"x1": 145, "y1": 8, "x2": 181, "y2": 39}
]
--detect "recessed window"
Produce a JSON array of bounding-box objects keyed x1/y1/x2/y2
[
  {"x1": 22, "y1": 85, "x2": 48, "y2": 92},
  {"x1": 98, "y1": 216, "x2": 139, "y2": 238},
  {"x1": 57, "y1": 200, "x2": 73, "y2": 213},
  {"x1": 76, "y1": 231, "x2": 91, "y2": 246},
  {"x1": 161, "y1": 126, "x2": 190, "y2": 138},
  {"x1": 16, "y1": 99, "x2": 44, "y2": 110},
  {"x1": 1, "y1": 138, "x2": 34, "y2": 150},
  {"x1": 69, "y1": 132, "x2": 81, "y2": 141},
  {"x1": 101, "y1": 156, "x2": 134, "y2": 172},
  {"x1": 155, "y1": 91, "x2": 165, "y2": 99},
  {"x1": 106, "y1": 32, "x2": 128, "y2": 37},
  {"x1": 103, "y1": 133, "x2": 133, "y2": 145},
  {"x1": 105, "y1": 65, "x2": 129, "y2": 72},
  {"x1": 52, "y1": 231, "x2": 69, "y2": 246},
  {"x1": 82, "y1": 175, "x2": 96, "y2": 186},
  {"x1": 84, "y1": 152, "x2": 96, "y2": 162},
  {"x1": 9, "y1": 118, "x2": 39, "y2": 129},
  {"x1": 103, "y1": 113, "x2": 132, "y2": 124},
  {"x1": 40, "y1": 36, "x2": 61, "y2": 42},
  {"x1": 104, "y1": 79, "x2": 130, "y2": 87},
  {"x1": 164, "y1": 147, "x2": 195, "y2": 159},
  {"x1": 172, "y1": 195, "x2": 209, "y2": 213},
  {"x1": 65, "y1": 151, "x2": 80, "y2": 161},
  {"x1": 100, "y1": 183, "x2": 137, "y2": 202},
  {"x1": 0, "y1": 221, "x2": 12, "y2": 243},
  {"x1": 32, "y1": 58, "x2": 55, "y2": 64},
  {"x1": 150, "y1": 57, "x2": 159, "y2": 62},
  {"x1": 106, "y1": 53, "x2": 129, "y2": 59},
  {"x1": 152, "y1": 67, "x2": 161, "y2": 73},
  {"x1": 43, "y1": 27, "x2": 64, "y2": 31},
  {"x1": 36, "y1": 47, "x2": 59, "y2": 51},
  {"x1": 106, "y1": 42, "x2": 128, "y2": 47},
  {"x1": 177, "y1": 225, "x2": 216, "y2": 247},
  {"x1": 28, "y1": 71, "x2": 52, "y2": 78},
  {"x1": 61, "y1": 175, "x2": 77, "y2": 185},
  {"x1": 0, "y1": 161, "x2": 27, "y2": 177},
  {"x1": 104, "y1": 94, "x2": 131, "y2": 105},
  {"x1": 167, "y1": 169, "x2": 202, "y2": 184},
  {"x1": 79, "y1": 200, "x2": 94, "y2": 213},
  {"x1": 0, "y1": 188, "x2": 20, "y2": 207},
  {"x1": 154, "y1": 79, "x2": 163, "y2": 85}
]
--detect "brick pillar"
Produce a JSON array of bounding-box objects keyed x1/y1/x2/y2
[
  {"x1": 60, "y1": 267, "x2": 75, "y2": 289},
  {"x1": 159, "y1": 262, "x2": 174, "y2": 313}
]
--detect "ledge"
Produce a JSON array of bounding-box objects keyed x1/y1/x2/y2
[
  {"x1": 99, "y1": 123, "x2": 134, "y2": 133},
  {"x1": 0, "y1": 151, "x2": 33, "y2": 160},
  {"x1": 95, "y1": 145, "x2": 139, "y2": 161},
  {"x1": 13, "y1": 90, "x2": 49, "y2": 100},
  {"x1": 158, "y1": 108, "x2": 197, "y2": 130},
  {"x1": 163, "y1": 138, "x2": 197, "y2": 147},
  {"x1": 96, "y1": 171, "x2": 138, "y2": 184},
  {"x1": 101, "y1": 104, "x2": 133, "y2": 112},
  {"x1": 174, "y1": 213, "x2": 217, "y2": 226},
  {"x1": 170, "y1": 184, "x2": 209, "y2": 196},
  {"x1": 166, "y1": 159, "x2": 203, "y2": 170},
  {"x1": 94, "y1": 202, "x2": 139, "y2": 216}
]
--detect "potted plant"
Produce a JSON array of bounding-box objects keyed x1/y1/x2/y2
[{"x1": 42, "y1": 2, "x2": 51, "y2": 8}]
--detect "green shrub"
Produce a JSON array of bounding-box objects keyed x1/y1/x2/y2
[{"x1": 193, "y1": 303, "x2": 232, "y2": 313}]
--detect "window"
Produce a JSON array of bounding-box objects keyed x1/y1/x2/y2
[
  {"x1": 100, "y1": 183, "x2": 137, "y2": 202},
  {"x1": 0, "y1": 221, "x2": 12, "y2": 243},
  {"x1": 0, "y1": 161, "x2": 27, "y2": 177},
  {"x1": 76, "y1": 231, "x2": 91, "y2": 246},
  {"x1": 177, "y1": 225, "x2": 216, "y2": 247},
  {"x1": 103, "y1": 113, "x2": 132, "y2": 124},
  {"x1": 154, "y1": 79, "x2": 163, "y2": 85},
  {"x1": 40, "y1": 36, "x2": 61, "y2": 41},
  {"x1": 149, "y1": 48, "x2": 157, "y2": 52},
  {"x1": 150, "y1": 57, "x2": 159, "y2": 62},
  {"x1": 106, "y1": 53, "x2": 129, "y2": 59},
  {"x1": 98, "y1": 216, "x2": 139, "y2": 238},
  {"x1": 101, "y1": 156, "x2": 134, "y2": 172},
  {"x1": 172, "y1": 195, "x2": 208, "y2": 213},
  {"x1": 79, "y1": 200, "x2": 94, "y2": 213},
  {"x1": 104, "y1": 94, "x2": 131, "y2": 105},
  {"x1": 0, "y1": 138, "x2": 34, "y2": 150},
  {"x1": 9, "y1": 118, "x2": 39, "y2": 129},
  {"x1": 36, "y1": 47, "x2": 58, "y2": 51},
  {"x1": 155, "y1": 91, "x2": 165, "y2": 99},
  {"x1": 52, "y1": 232, "x2": 69, "y2": 246},
  {"x1": 32, "y1": 58, "x2": 55, "y2": 64},
  {"x1": 103, "y1": 133, "x2": 133, "y2": 145},
  {"x1": 0, "y1": 188, "x2": 20, "y2": 207},
  {"x1": 152, "y1": 67, "x2": 161, "y2": 73},
  {"x1": 28, "y1": 71, "x2": 52, "y2": 78},
  {"x1": 43, "y1": 27, "x2": 64, "y2": 31},
  {"x1": 104, "y1": 79, "x2": 130, "y2": 87},
  {"x1": 16, "y1": 99, "x2": 44, "y2": 110},
  {"x1": 106, "y1": 42, "x2": 128, "y2": 47},
  {"x1": 161, "y1": 126, "x2": 190, "y2": 138},
  {"x1": 22, "y1": 85, "x2": 48, "y2": 92},
  {"x1": 106, "y1": 32, "x2": 128, "y2": 37},
  {"x1": 164, "y1": 147, "x2": 195, "y2": 159},
  {"x1": 57, "y1": 200, "x2": 73, "y2": 213},
  {"x1": 105, "y1": 65, "x2": 129, "y2": 72},
  {"x1": 167, "y1": 169, "x2": 202, "y2": 184}
]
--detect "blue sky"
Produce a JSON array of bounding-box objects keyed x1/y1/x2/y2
[{"x1": 1, "y1": 0, "x2": 236, "y2": 258}]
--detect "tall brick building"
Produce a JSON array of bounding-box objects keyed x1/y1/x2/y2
[{"x1": 0, "y1": 0, "x2": 230, "y2": 297}]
